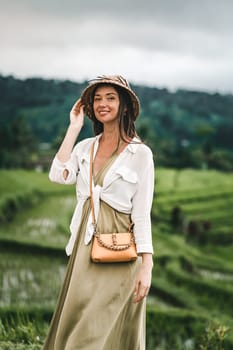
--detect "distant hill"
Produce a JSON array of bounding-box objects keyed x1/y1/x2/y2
[{"x1": 0, "y1": 75, "x2": 232, "y2": 170}]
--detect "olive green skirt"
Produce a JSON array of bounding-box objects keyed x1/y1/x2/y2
[{"x1": 42, "y1": 156, "x2": 146, "y2": 350}]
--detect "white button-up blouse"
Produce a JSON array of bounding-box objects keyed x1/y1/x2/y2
[{"x1": 49, "y1": 134, "x2": 155, "y2": 256}]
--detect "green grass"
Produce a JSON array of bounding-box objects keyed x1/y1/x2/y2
[
  {"x1": 0, "y1": 170, "x2": 68, "y2": 196},
  {"x1": 0, "y1": 313, "x2": 47, "y2": 349},
  {"x1": 0, "y1": 195, "x2": 75, "y2": 249},
  {"x1": 0, "y1": 251, "x2": 66, "y2": 308},
  {"x1": 156, "y1": 168, "x2": 233, "y2": 192},
  {"x1": 0, "y1": 168, "x2": 233, "y2": 349},
  {"x1": 0, "y1": 170, "x2": 74, "y2": 224}
]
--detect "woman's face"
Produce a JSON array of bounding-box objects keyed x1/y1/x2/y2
[{"x1": 93, "y1": 85, "x2": 120, "y2": 125}]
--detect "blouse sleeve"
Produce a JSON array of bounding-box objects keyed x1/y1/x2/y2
[
  {"x1": 48, "y1": 144, "x2": 79, "y2": 185},
  {"x1": 131, "y1": 154, "x2": 155, "y2": 254}
]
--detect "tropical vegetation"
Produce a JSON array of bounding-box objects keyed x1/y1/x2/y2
[
  {"x1": 0, "y1": 169, "x2": 232, "y2": 349},
  {"x1": 0, "y1": 75, "x2": 232, "y2": 171}
]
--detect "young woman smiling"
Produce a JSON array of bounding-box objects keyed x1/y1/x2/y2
[{"x1": 42, "y1": 75, "x2": 154, "y2": 350}]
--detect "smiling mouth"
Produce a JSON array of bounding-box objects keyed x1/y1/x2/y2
[{"x1": 99, "y1": 110, "x2": 110, "y2": 115}]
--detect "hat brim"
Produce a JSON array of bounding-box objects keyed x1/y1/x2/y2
[{"x1": 80, "y1": 80, "x2": 140, "y2": 121}]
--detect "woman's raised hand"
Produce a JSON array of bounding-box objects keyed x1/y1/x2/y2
[
  {"x1": 70, "y1": 98, "x2": 85, "y2": 130},
  {"x1": 56, "y1": 98, "x2": 85, "y2": 166}
]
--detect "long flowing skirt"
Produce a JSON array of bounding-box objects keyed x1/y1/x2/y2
[{"x1": 42, "y1": 157, "x2": 146, "y2": 350}]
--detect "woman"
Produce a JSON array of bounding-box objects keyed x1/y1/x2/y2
[{"x1": 43, "y1": 75, "x2": 154, "y2": 350}]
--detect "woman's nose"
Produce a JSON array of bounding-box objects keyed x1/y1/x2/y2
[{"x1": 99, "y1": 99, "x2": 106, "y2": 106}]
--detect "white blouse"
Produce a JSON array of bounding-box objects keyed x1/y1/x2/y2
[{"x1": 49, "y1": 134, "x2": 155, "y2": 256}]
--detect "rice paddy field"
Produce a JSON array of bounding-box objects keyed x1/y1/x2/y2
[{"x1": 0, "y1": 168, "x2": 232, "y2": 349}]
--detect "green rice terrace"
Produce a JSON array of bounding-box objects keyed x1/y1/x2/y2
[{"x1": 0, "y1": 169, "x2": 232, "y2": 349}]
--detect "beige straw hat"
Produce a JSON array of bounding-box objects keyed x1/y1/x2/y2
[{"x1": 80, "y1": 75, "x2": 140, "y2": 121}]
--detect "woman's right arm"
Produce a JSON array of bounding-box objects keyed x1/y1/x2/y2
[{"x1": 50, "y1": 99, "x2": 85, "y2": 182}]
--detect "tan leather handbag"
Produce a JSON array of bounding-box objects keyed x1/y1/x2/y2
[{"x1": 89, "y1": 141, "x2": 137, "y2": 263}]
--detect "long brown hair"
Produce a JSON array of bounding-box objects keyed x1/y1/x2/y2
[{"x1": 89, "y1": 84, "x2": 139, "y2": 143}]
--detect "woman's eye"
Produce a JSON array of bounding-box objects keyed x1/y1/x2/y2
[{"x1": 94, "y1": 95, "x2": 115, "y2": 102}]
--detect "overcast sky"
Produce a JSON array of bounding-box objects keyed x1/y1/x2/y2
[{"x1": 1, "y1": 0, "x2": 232, "y2": 93}]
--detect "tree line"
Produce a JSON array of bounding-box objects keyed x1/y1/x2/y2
[{"x1": 0, "y1": 74, "x2": 232, "y2": 170}]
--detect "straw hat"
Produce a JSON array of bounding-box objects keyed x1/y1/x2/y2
[{"x1": 80, "y1": 75, "x2": 140, "y2": 120}]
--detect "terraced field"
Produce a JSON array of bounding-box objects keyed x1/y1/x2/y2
[{"x1": 0, "y1": 169, "x2": 232, "y2": 349}]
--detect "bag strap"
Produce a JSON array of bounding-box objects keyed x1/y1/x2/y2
[
  {"x1": 89, "y1": 141, "x2": 96, "y2": 233},
  {"x1": 89, "y1": 139, "x2": 133, "y2": 235}
]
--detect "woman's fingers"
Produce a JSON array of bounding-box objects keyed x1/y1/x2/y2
[
  {"x1": 133, "y1": 282, "x2": 150, "y2": 303},
  {"x1": 133, "y1": 263, "x2": 152, "y2": 303},
  {"x1": 70, "y1": 98, "x2": 85, "y2": 127},
  {"x1": 71, "y1": 98, "x2": 83, "y2": 115},
  {"x1": 133, "y1": 280, "x2": 140, "y2": 301}
]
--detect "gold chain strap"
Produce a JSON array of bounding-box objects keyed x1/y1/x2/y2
[{"x1": 95, "y1": 232, "x2": 135, "y2": 251}]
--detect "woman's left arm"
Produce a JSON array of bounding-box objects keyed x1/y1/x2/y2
[
  {"x1": 133, "y1": 253, "x2": 153, "y2": 303},
  {"x1": 131, "y1": 149, "x2": 155, "y2": 303}
]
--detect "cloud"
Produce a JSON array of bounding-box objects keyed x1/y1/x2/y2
[
  {"x1": 3, "y1": 0, "x2": 232, "y2": 33},
  {"x1": 0, "y1": 0, "x2": 232, "y2": 93}
]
